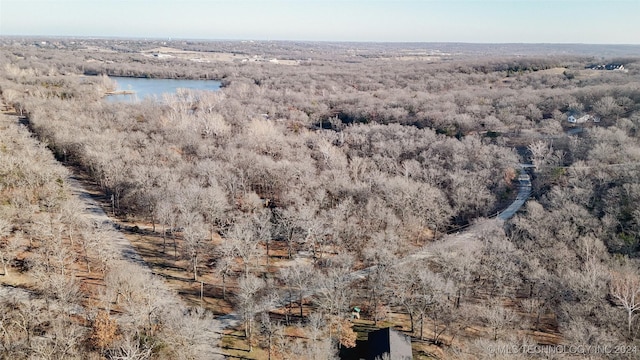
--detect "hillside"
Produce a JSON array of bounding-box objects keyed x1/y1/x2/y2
[{"x1": 1, "y1": 38, "x2": 640, "y2": 359}]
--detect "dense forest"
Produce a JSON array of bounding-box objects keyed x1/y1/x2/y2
[{"x1": 1, "y1": 38, "x2": 640, "y2": 359}]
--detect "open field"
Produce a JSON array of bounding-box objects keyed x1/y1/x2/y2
[{"x1": 141, "y1": 47, "x2": 300, "y2": 65}]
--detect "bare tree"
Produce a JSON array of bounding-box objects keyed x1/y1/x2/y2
[
  {"x1": 610, "y1": 264, "x2": 640, "y2": 337},
  {"x1": 213, "y1": 243, "x2": 235, "y2": 300},
  {"x1": 91, "y1": 223, "x2": 119, "y2": 275},
  {"x1": 107, "y1": 329, "x2": 153, "y2": 360},
  {"x1": 252, "y1": 209, "x2": 273, "y2": 263},
  {"x1": 226, "y1": 217, "x2": 264, "y2": 278},
  {"x1": 199, "y1": 181, "x2": 230, "y2": 241},
  {"x1": 594, "y1": 96, "x2": 622, "y2": 122},
  {"x1": 280, "y1": 261, "x2": 315, "y2": 318},
  {"x1": 236, "y1": 275, "x2": 265, "y2": 351},
  {"x1": 159, "y1": 307, "x2": 219, "y2": 360},
  {"x1": 274, "y1": 207, "x2": 302, "y2": 259},
  {"x1": 0, "y1": 220, "x2": 21, "y2": 276},
  {"x1": 182, "y1": 216, "x2": 208, "y2": 281},
  {"x1": 392, "y1": 265, "x2": 453, "y2": 340},
  {"x1": 362, "y1": 231, "x2": 397, "y2": 325},
  {"x1": 156, "y1": 197, "x2": 177, "y2": 254},
  {"x1": 528, "y1": 140, "x2": 553, "y2": 172},
  {"x1": 315, "y1": 253, "x2": 354, "y2": 319},
  {"x1": 30, "y1": 314, "x2": 85, "y2": 360},
  {"x1": 297, "y1": 201, "x2": 327, "y2": 260},
  {"x1": 480, "y1": 301, "x2": 519, "y2": 341},
  {"x1": 259, "y1": 312, "x2": 281, "y2": 360}
]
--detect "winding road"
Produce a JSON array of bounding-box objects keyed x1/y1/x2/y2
[
  {"x1": 67, "y1": 156, "x2": 533, "y2": 338},
  {"x1": 218, "y1": 167, "x2": 533, "y2": 326},
  {"x1": 497, "y1": 172, "x2": 532, "y2": 220},
  {"x1": 3, "y1": 95, "x2": 533, "y2": 354}
]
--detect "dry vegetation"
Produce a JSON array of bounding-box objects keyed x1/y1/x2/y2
[{"x1": 1, "y1": 38, "x2": 640, "y2": 359}]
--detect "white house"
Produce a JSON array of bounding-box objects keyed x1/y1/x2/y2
[
  {"x1": 576, "y1": 115, "x2": 591, "y2": 124},
  {"x1": 567, "y1": 113, "x2": 594, "y2": 124}
]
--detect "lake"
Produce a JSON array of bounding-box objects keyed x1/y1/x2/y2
[{"x1": 106, "y1": 76, "x2": 222, "y2": 103}]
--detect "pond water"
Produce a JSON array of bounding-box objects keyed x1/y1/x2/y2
[{"x1": 106, "y1": 76, "x2": 222, "y2": 103}]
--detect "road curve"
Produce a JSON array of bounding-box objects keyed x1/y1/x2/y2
[
  {"x1": 216, "y1": 167, "x2": 533, "y2": 327},
  {"x1": 497, "y1": 171, "x2": 532, "y2": 220},
  {"x1": 2, "y1": 95, "x2": 534, "y2": 352}
]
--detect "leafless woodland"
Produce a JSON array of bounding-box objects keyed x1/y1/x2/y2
[{"x1": 1, "y1": 38, "x2": 640, "y2": 359}]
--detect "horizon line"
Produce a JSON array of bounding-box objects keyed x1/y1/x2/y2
[{"x1": 2, "y1": 35, "x2": 640, "y2": 47}]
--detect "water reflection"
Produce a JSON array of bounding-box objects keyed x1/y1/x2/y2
[{"x1": 106, "y1": 77, "x2": 222, "y2": 103}]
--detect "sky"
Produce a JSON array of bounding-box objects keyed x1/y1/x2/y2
[{"x1": 1, "y1": 0, "x2": 639, "y2": 44}]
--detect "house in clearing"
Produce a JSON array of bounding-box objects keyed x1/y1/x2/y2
[{"x1": 567, "y1": 113, "x2": 594, "y2": 124}]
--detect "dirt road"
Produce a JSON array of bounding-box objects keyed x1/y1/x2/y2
[{"x1": 1, "y1": 100, "x2": 225, "y2": 359}]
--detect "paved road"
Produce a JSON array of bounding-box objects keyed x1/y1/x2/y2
[
  {"x1": 216, "y1": 169, "x2": 533, "y2": 326},
  {"x1": 497, "y1": 171, "x2": 532, "y2": 220},
  {"x1": 5, "y1": 95, "x2": 533, "y2": 343}
]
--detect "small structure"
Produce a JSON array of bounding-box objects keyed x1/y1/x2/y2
[
  {"x1": 351, "y1": 306, "x2": 361, "y2": 320},
  {"x1": 576, "y1": 114, "x2": 591, "y2": 124},
  {"x1": 368, "y1": 328, "x2": 413, "y2": 360},
  {"x1": 587, "y1": 63, "x2": 625, "y2": 71},
  {"x1": 518, "y1": 173, "x2": 531, "y2": 182},
  {"x1": 567, "y1": 113, "x2": 595, "y2": 124},
  {"x1": 152, "y1": 53, "x2": 173, "y2": 59}
]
